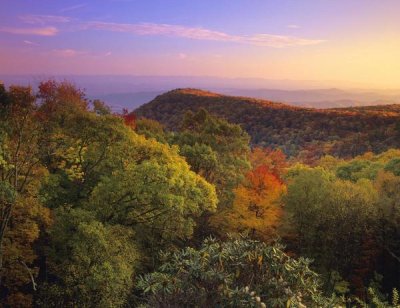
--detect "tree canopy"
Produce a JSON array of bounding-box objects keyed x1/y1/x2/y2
[{"x1": 1, "y1": 81, "x2": 400, "y2": 307}]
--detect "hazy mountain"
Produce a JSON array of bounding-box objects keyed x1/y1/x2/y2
[
  {"x1": 135, "y1": 88, "x2": 400, "y2": 157},
  {"x1": 218, "y1": 88, "x2": 400, "y2": 108},
  {"x1": 95, "y1": 91, "x2": 163, "y2": 112},
  {"x1": 1, "y1": 75, "x2": 399, "y2": 111}
]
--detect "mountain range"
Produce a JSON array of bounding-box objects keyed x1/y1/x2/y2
[
  {"x1": 134, "y1": 88, "x2": 400, "y2": 158},
  {"x1": 1, "y1": 75, "x2": 399, "y2": 111}
]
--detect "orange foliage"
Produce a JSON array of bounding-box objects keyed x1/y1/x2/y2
[
  {"x1": 121, "y1": 108, "x2": 136, "y2": 129},
  {"x1": 37, "y1": 79, "x2": 88, "y2": 118},
  {"x1": 250, "y1": 147, "x2": 287, "y2": 179},
  {"x1": 212, "y1": 164, "x2": 286, "y2": 241}
]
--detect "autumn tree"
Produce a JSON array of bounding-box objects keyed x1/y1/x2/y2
[
  {"x1": 170, "y1": 109, "x2": 250, "y2": 209},
  {"x1": 249, "y1": 147, "x2": 287, "y2": 179},
  {"x1": 121, "y1": 108, "x2": 136, "y2": 129},
  {"x1": 37, "y1": 79, "x2": 88, "y2": 119},
  {"x1": 86, "y1": 133, "x2": 218, "y2": 255},
  {"x1": 374, "y1": 171, "x2": 400, "y2": 288},
  {"x1": 92, "y1": 99, "x2": 112, "y2": 116},
  {"x1": 135, "y1": 118, "x2": 167, "y2": 143},
  {"x1": 212, "y1": 165, "x2": 285, "y2": 241},
  {"x1": 37, "y1": 208, "x2": 137, "y2": 307},
  {"x1": 32, "y1": 82, "x2": 218, "y2": 306},
  {"x1": 283, "y1": 167, "x2": 378, "y2": 289},
  {"x1": 210, "y1": 147, "x2": 287, "y2": 240},
  {"x1": 0, "y1": 85, "x2": 50, "y2": 305},
  {"x1": 4, "y1": 80, "x2": 400, "y2": 306}
]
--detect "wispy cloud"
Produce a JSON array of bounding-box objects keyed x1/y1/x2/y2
[
  {"x1": 60, "y1": 3, "x2": 87, "y2": 12},
  {"x1": 84, "y1": 22, "x2": 324, "y2": 47},
  {"x1": 51, "y1": 48, "x2": 87, "y2": 57},
  {"x1": 23, "y1": 40, "x2": 39, "y2": 45},
  {"x1": 287, "y1": 24, "x2": 300, "y2": 29},
  {"x1": 20, "y1": 14, "x2": 71, "y2": 25},
  {"x1": 246, "y1": 34, "x2": 317, "y2": 47},
  {"x1": 49, "y1": 49, "x2": 112, "y2": 58},
  {"x1": 0, "y1": 26, "x2": 58, "y2": 36}
]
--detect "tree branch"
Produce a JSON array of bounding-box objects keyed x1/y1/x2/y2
[{"x1": 18, "y1": 259, "x2": 37, "y2": 291}]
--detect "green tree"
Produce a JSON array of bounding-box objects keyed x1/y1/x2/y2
[
  {"x1": 135, "y1": 118, "x2": 167, "y2": 143},
  {"x1": 39, "y1": 208, "x2": 137, "y2": 307},
  {"x1": 336, "y1": 159, "x2": 382, "y2": 182},
  {"x1": 87, "y1": 135, "x2": 217, "y2": 254},
  {"x1": 384, "y1": 158, "x2": 400, "y2": 176},
  {"x1": 283, "y1": 168, "x2": 378, "y2": 284},
  {"x1": 33, "y1": 81, "x2": 218, "y2": 306},
  {"x1": 374, "y1": 171, "x2": 400, "y2": 281},
  {"x1": 0, "y1": 85, "x2": 48, "y2": 305},
  {"x1": 137, "y1": 236, "x2": 340, "y2": 307},
  {"x1": 170, "y1": 109, "x2": 250, "y2": 209}
]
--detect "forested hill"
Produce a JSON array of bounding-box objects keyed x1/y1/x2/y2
[{"x1": 134, "y1": 88, "x2": 400, "y2": 158}]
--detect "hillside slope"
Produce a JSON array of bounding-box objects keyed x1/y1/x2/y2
[{"x1": 134, "y1": 89, "x2": 400, "y2": 157}]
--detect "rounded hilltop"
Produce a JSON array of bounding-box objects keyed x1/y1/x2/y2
[
  {"x1": 167, "y1": 88, "x2": 224, "y2": 97},
  {"x1": 135, "y1": 88, "x2": 400, "y2": 157}
]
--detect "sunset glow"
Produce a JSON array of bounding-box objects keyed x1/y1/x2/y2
[{"x1": 1, "y1": 0, "x2": 400, "y2": 88}]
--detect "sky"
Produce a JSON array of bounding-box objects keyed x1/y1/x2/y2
[{"x1": 1, "y1": 0, "x2": 400, "y2": 88}]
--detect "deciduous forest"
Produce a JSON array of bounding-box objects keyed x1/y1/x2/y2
[
  {"x1": 135, "y1": 89, "x2": 400, "y2": 160},
  {"x1": 1, "y1": 81, "x2": 400, "y2": 307}
]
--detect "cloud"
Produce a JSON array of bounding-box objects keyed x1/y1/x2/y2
[
  {"x1": 0, "y1": 26, "x2": 58, "y2": 36},
  {"x1": 52, "y1": 49, "x2": 87, "y2": 57},
  {"x1": 23, "y1": 40, "x2": 39, "y2": 45},
  {"x1": 287, "y1": 24, "x2": 300, "y2": 29},
  {"x1": 60, "y1": 3, "x2": 87, "y2": 12},
  {"x1": 84, "y1": 21, "x2": 324, "y2": 47},
  {"x1": 178, "y1": 53, "x2": 188, "y2": 59},
  {"x1": 49, "y1": 49, "x2": 112, "y2": 58},
  {"x1": 20, "y1": 15, "x2": 71, "y2": 25},
  {"x1": 246, "y1": 34, "x2": 319, "y2": 47}
]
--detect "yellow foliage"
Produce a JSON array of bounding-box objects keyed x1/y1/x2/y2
[
  {"x1": 211, "y1": 166, "x2": 286, "y2": 241},
  {"x1": 2, "y1": 166, "x2": 52, "y2": 306}
]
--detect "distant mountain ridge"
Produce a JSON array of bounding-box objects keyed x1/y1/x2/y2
[
  {"x1": 95, "y1": 87, "x2": 400, "y2": 111},
  {"x1": 216, "y1": 88, "x2": 400, "y2": 108},
  {"x1": 135, "y1": 88, "x2": 400, "y2": 158},
  {"x1": 2, "y1": 74, "x2": 400, "y2": 110}
]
